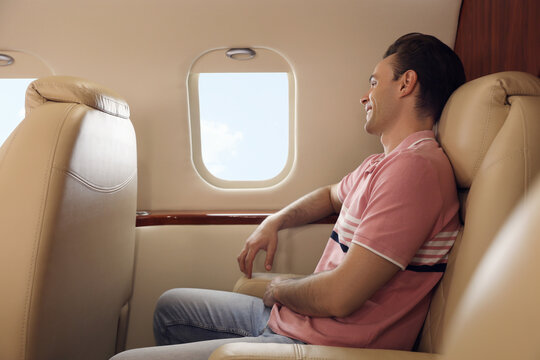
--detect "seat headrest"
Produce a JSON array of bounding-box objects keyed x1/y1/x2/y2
[
  {"x1": 25, "y1": 75, "x2": 130, "y2": 119},
  {"x1": 437, "y1": 71, "x2": 540, "y2": 189}
]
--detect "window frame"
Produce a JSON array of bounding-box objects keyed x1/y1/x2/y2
[{"x1": 187, "y1": 47, "x2": 296, "y2": 189}]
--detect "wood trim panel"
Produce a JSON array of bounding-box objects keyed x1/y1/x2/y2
[
  {"x1": 454, "y1": 0, "x2": 539, "y2": 81},
  {"x1": 136, "y1": 211, "x2": 338, "y2": 227}
]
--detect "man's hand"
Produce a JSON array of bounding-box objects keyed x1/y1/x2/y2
[
  {"x1": 237, "y1": 217, "x2": 281, "y2": 279},
  {"x1": 237, "y1": 184, "x2": 341, "y2": 279},
  {"x1": 262, "y1": 277, "x2": 283, "y2": 307},
  {"x1": 258, "y1": 245, "x2": 400, "y2": 318}
]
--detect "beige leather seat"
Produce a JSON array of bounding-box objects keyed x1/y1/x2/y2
[
  {"x1": 214, "y1": 71, "x2": 540, "y2": 359},
  {"x1": 442, "y1": 168, "x2": 540, "y2": 359},
  {"x1": 0, "y1": 76, "x2": 137, "y2": 360}
]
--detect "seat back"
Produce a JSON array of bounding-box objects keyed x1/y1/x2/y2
[
  {"x1": 0, "y1": 76, "x2": 137, "y2": 360},
  {"x1": 418, "y1": 72, "x2": 540, "y2": 352},
  {"x1": 443, "y1": 174, "x2": 540, "y2": 359}
]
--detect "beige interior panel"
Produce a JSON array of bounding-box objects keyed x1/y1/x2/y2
[
  {"x1": 0, "y1": 50, "x2": 53, "y2": 78},
  {"x1": 0, "y1": 0, "x2": 462, "y2": 211},
  {"x1": 191, "y1": 48, "x2": 292, "y2": 73},
  {"x1": 126, "y1": 224, "x2": 333, "y2": 349}
]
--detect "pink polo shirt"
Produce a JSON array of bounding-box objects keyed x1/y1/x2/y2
[{"x1": 268, "y1": 130, "x2": 460, "y2": 350}]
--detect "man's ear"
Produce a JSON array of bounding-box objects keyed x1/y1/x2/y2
[{"x1": 398, "y1": 70, "x2": 418, "y2": 97}]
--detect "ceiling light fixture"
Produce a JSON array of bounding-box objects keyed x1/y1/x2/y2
[
  {"x1": 226, "y1": 48, "x2": 256, "y2": 61},
  {"x1": 0, "y1": 54, "x2": 14, "y2": 66}
]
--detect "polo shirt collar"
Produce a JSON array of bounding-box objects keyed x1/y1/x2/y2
[{"x1": 389, "y1": 129, "x2": 437, "y2": 155}]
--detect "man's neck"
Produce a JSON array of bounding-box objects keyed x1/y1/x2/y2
[{"x1": 380, "y1": 118, "x2": 434, "y2": 155}]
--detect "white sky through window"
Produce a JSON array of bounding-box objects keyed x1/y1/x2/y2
[
  {"x1": 198, "y1": 72, "x2": 289, "y2": 181},
  {"x1": 0, "y1": 78, "x2": 35, "y2": 146}
]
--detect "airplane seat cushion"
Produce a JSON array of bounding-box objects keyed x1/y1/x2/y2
[
  {"x1": 221, "y1": 71, "x2": 540, "y2": 359},
  {"x1": 0, "y1": 76, "x2": 137, "y2": 360},
  {"x1": 438, "y1": 71, "x2": 540, "y2": 189},
  {"x1": 419, "y1": 71, "x2": 540, "y2": 353},
  {"x1": 442, "y1": 175, "x2": 540, "y2": 359}
]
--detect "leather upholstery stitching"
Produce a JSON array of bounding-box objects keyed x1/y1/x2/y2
[{"x1": 62, "y1": 168, "x2": 136, "y2": 193}]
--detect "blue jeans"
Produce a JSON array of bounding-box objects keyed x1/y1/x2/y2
[{"x1": 110, "y1": 288, "x2": 304, "y2": 360}]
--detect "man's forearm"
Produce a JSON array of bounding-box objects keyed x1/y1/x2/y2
[
  {"x1": 270, "y1": 272, "x2": 342, "y2": 318},
  {"x1": 265, "y1": 244, "x2": 401, "y2": 319},
  {"x1": 238, "y1": 184, "x2": 341, "y2": 278},
  {"x1": 268, "y1": 185, "x2": 339, "y2": 231}
]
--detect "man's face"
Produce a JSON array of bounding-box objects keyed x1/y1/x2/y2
[{"x1": 360, "y1": 55, "x2": 400, "y2": 136}]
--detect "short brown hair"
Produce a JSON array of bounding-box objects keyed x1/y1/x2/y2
[{"x1": 384, "y1": 33, "x2": 466, "y2": 122}]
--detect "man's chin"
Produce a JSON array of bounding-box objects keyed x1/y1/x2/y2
[{"x1": 364, "y1": 120, "x2": 375, "y2": 134}]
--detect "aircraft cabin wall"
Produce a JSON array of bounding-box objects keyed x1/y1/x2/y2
[{"x1": 0, "y1": 0, "x2": 462, "y2": 211}]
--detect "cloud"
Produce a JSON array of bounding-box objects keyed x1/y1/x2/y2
[{"x1": 201, "y1": 120, "x2": 243, "y2": 175}]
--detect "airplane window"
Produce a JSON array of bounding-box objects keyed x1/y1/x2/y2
[
  {"x1": 188, "y1": 47, "x2": 295, "y2": 188},
  {"x1": 198, "y1": 72, "x2": 289, "y2": 181},
  {"x1": 0, "y1": 78, "x2": 35, "y2": 146}
]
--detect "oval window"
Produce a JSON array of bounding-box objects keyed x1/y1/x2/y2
[{"x1": 188, "y1": 48, "x2": 295, "y2": 188}]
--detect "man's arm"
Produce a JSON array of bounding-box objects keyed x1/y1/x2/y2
[
  {"x1": 237, "y1": 184, "x2": 342, "y2": 278},
  {"x1": 263, "y1": 244, "x2": 400, "y2": 318},
  {"x1": 263, "y1": 155, "x2": 444, "y2": 317}
]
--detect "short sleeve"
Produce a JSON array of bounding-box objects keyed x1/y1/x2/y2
[
  {"x1": 351, "y1": 153, "x2": 443, "y2": 269},
  {"x1": 337, "y1": 172, "x2": 354, "y2": 203},
  {"x1": 337, "y1": 155, "x2": 379, "y2": 203}
]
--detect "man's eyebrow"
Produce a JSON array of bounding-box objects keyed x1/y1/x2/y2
[{"x1": 369, "y1": 75, "x2": 375, "y2": 83}]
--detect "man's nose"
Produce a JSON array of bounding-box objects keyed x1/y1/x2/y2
[{"x1": 360, "y1": 93, "x2": 369, "y2": 105}]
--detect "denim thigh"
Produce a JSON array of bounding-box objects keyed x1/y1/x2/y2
[{"x1": 153, "y1": 288, "x2": 271, "y2": 345}]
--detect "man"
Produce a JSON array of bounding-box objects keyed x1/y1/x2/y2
[{"x1": 112, "y1": 33, "x2": 466, "y2": 360}]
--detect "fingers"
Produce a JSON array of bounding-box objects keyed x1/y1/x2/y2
[
  {"x1": 237, "y1": 246, "x2": 257, "y2": 279},
  {"x1": 265, "y1": 240, "x2": 277, "y2": 272},
  {"x1": 237, "y1": 225, "x2": 279, "y2": 278},
  {"x1": 245, "y1": 250, "x2": 255, "y2": 279},
  {"x1": 262, "y1": 283, "x2": 276, "y2": 308},
  {"x1": 237, "y1": 249, "x2": 247, "y2": 275}
]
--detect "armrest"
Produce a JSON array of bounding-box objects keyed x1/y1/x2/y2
[
  {"x1": 210, "y1": 343, "x2": 440, "y2": 360},
  {"x1": 233, "y1": 273, "x2": 304, "y2": 298}
]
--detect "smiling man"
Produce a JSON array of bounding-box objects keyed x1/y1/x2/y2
[{"x1": 112, "y1": 33, "x2": 466, "y2": 360}]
